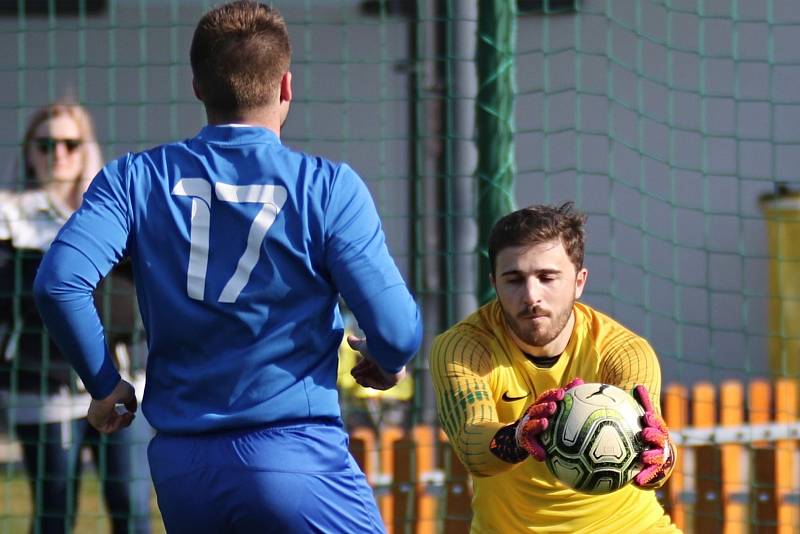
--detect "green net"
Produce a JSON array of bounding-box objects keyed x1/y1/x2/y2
[
  {"x1": 511, "y1": 0, "x2": 799, "y2": 388},
  {"x1": 1, "y1": 0, "x2": 800, "y2": 532}
]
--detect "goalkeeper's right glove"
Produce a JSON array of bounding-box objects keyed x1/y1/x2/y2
[
  {"x1": 632, "y1": 384, "x2": 676, "y2": 488},
  {"x1": 514, "y1": 377, "x2": 584, "y2": 461}
]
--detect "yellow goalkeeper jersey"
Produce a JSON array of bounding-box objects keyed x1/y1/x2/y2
[{"x1": 430, "y1": 300, "x2": 680, "y2": 533}]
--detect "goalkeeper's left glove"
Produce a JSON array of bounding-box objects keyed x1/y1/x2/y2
[{"x1": 632, "y1": 384, "x2": 676, "y2": 488}]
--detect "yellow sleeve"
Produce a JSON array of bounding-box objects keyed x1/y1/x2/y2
[
  {"x1": 430, "y1": 327, "x2": 520, "y2": 477},
  {"x1": 598, "y1": 335, "x2": 663, "y2": 413}
]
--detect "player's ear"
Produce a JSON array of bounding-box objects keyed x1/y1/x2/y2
[
  {"x1": 574, "y1": 267, "x2": 588, "y2": 299},
  {"x1": 279, "y1": 71, "x2": 292, "y2": 104}
]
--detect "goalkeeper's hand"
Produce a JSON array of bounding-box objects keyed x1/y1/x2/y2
[
  {"x1": 347, "y1": 335, "x2": 407, "y2": 391},
  {"x1": 632, "y1": 384, "x2": 676, "y2": 488},
  {"x1": 514, "y1": 377, "x2": 584, "y2": 461}
]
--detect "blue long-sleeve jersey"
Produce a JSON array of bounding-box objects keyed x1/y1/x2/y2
[{"x1": 34, "y1": 125, "x2": 422, "y2": 434}]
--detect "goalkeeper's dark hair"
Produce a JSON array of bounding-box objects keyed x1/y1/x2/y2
[
  {"x1": 190, "y1": 1, "x2": 291, "y2": 113},
  {"x1": 488, "y1": 202, "x2": 587, "y2": 275}
]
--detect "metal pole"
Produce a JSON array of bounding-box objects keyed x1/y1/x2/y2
[
  {"x1": 410, "y1": 0, "x2": 444, "y2": 427},
  {"x1": 446, "y1": 0, "x2": 479, "y2": 322},
  {"x1": 476, "y1": 0, "x2": 517, "y2": 304}
]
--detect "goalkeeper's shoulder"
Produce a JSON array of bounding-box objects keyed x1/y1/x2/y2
[
  {"x1": 580, "y1": 303, "x2": 659, "y2": 354},
  {"x1": 430, "y1": 321, "x2": 494, "y2": 370}
]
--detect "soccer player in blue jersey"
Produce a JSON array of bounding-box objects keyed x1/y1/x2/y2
[{"x1": 32, "y1": 2, "x2": 422, "y2": 532}]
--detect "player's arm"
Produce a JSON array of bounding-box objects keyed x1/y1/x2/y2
[
  {"x1": 430, "y1": 330, "x2": 520, "y2": 477},
  {"x1": 33, "y1": 156, "x2": 137, "y2": 431},
  {"x1": 324, "y1": 163, "x2": 422, "y2": 379},
  {"x1": 599, "y1": 335, "x2": 676, "y2": 488}
]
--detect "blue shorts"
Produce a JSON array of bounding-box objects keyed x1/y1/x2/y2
[{"x1": 147, "y1": 419, "x2": 386, "y2": 534}]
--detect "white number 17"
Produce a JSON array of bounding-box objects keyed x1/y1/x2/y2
[{"x1": 172, "y1": 178, "x2": 287, "y2": 303}]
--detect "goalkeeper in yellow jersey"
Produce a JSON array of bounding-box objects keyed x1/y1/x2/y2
[{"x1": 430, "y1": 203, "x2": 679, "y2": 533}]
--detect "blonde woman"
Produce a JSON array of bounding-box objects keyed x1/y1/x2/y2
[{"x1": 0, "y1": 101, "x2": 151, "y2": 534}]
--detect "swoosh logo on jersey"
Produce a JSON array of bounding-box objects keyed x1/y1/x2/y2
[{"x1": 502, "y1": 391, "x2": 530, "y2": 402}]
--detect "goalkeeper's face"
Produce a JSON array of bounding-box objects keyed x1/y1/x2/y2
[{"x1": 491, "y1": 239, "x2": 588, "y2": 355}]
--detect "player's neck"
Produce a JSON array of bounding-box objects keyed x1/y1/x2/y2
[{"x1": 205, "y1": 107, "x2": 282, "y2": 137}]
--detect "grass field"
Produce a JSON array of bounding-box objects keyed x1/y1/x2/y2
[{"x1": 0, "y1": 465, "x2": 165, "y2": 534}]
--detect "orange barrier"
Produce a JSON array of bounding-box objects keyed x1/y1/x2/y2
[
  {"x1": 348, "y1": 379, "x2": 800, "y2": 533},
  {"x1": 437, "y1": 429, "x2": 471, "y2": 534},
  {"x1": 661, "y1": 383, "x2": 688, "y2": 526},
  {"x1": 661, "y1": 379, "x2": 800, "y2": 534},
  {"x1": 348, "y1": 425, "x2": 469, "y2": 534}
]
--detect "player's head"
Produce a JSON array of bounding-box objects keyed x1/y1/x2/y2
[
  {"x1": 190, "y1": 1, "x2": 292, "y2": 121},
  {"x1": 488, "y1": 202, "x2": 587, "y2": 275},
  {"x1": 21, "y1": 101, "x2": 102, "y2": 191},
  {"x1": 488, "y1": 202, "x2": 588, "y2": 350}
]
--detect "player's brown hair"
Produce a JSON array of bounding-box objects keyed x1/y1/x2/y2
[
  {"x1": 488, "y1": 202, "x2": 587, "y2": 274},
  {"x1": 190, "y1": 1, "x2": 291, "y2": 113}
]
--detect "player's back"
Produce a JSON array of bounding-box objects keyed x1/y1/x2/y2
[{"x1": 121, "y1": 125, "x2": 400, "y2": 433}]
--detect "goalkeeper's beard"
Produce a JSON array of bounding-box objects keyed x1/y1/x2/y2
[{"x1": 501, "y1": 297, "x2": 575, "y2": 349}]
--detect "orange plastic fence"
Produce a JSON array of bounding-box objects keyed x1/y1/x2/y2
[
  {"x1": 348, "y1": 424, "x2": 471, "y2": 534},
  {"x1": 348, "y1": 379, "x2": 799, "y2": 534},
  {"x1": 660, "y1": 379, "x2": 800, "y2": 534}
]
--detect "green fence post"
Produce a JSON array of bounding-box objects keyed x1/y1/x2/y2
[{"x1": 476, "y1": 0, "x2": 517, "y2": 304}]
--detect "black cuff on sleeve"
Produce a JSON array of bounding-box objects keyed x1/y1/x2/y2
[{"x1": 489, "y1": 423, "x2": 529, "y2": 464}]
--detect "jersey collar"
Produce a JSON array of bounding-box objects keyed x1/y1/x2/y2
[{"x1": 195, "y1": 124, "x2": 281, "y2": 146}]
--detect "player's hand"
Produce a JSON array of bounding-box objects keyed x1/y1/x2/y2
[
  {"x1": 87, "y1": 379, "x2": 137, "y2": 434},
  {"x1": 515, "y1": 377, "x2": 584, "y2": 461},
  {"x1": 348, "y1": 335, "x2": 407, "y2": 391},
  {"x1": 632, "y1": 384, "x2": 676, "y2": 487}
]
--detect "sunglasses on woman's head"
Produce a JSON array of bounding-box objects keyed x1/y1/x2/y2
[{"x1": 33, "y1": 137, "x2": 83, "y2": 154}]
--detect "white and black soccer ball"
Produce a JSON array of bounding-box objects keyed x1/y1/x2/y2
[{"x1": 539, "y1": 383, "x2": 645, "y2": 494}]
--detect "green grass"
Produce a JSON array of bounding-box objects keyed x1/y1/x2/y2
[{"x1": 0, "y1": 465, "x2": 165, "y2": 534}]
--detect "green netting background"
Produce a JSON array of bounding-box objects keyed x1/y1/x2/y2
[{"x1": 1, "y1": 0, "x2": 799, "y2": 532}]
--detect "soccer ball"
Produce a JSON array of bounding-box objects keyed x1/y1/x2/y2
[{"x1": 539, "y1": 383, "x2": 645, "y2": 494}]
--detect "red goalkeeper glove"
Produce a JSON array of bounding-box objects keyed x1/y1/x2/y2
[
  {"x1": 632, "y1": 384, "x2": 676, "y2": 487},
  {"x1": 514, "y1": 377, "x2": 584, "y2": 461}
]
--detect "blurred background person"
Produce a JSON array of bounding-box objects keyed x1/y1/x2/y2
[
  {"x1": 0, "y1": 100, "x2": 152, "y2": 534},
  {"x1": 337, "y1": 309, "x2": 414, "y2": 430}
]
